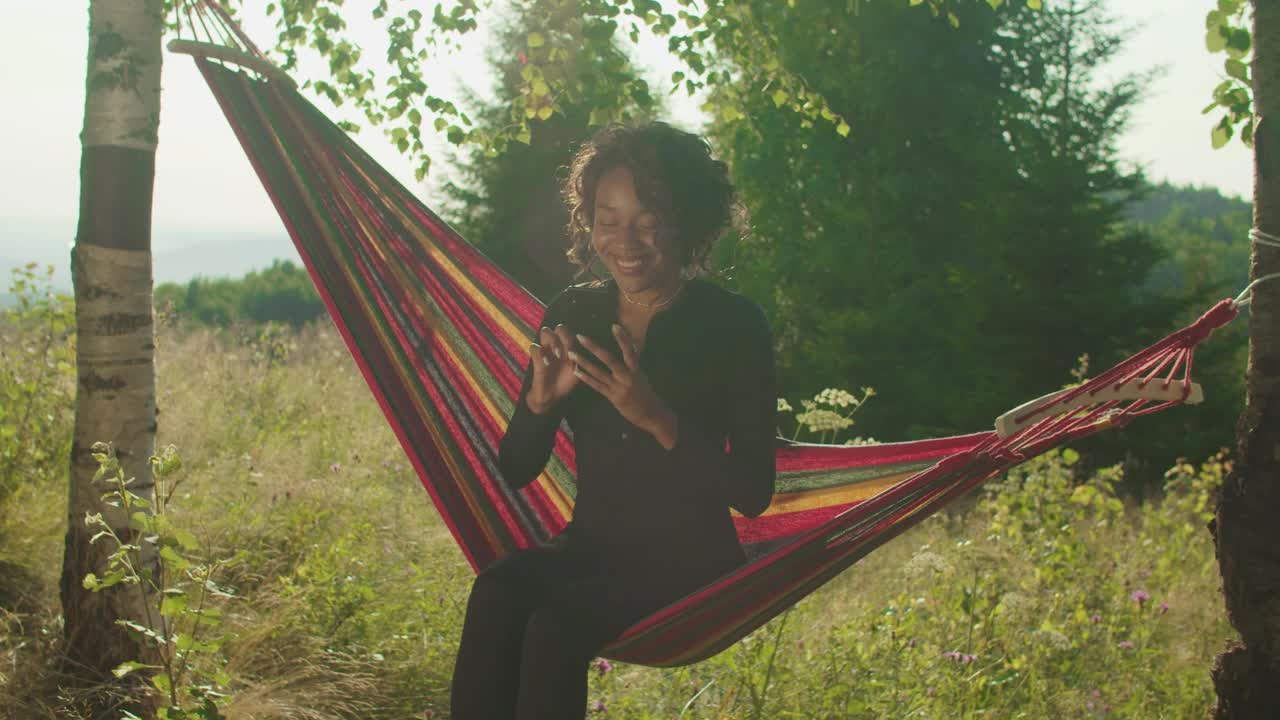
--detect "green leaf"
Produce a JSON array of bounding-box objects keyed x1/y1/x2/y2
[
  {"x1": 160, "y1": 594, "x2": 188, "y2": 617},
  {"x1": 583, "y1": 20, "x2": 617, "y2": 42},
  {"x1": 1212, "y1": 120, "x2": 1233, "y2": 149},
  {"x1": 173, "y1": 527, "x2": 200, "y2": 551},
  {"x1": 526, "y1": 32, "x2": 545, "y2": 48},
  {"x1": 113, "y1": 661, "x2": 150, "y2": 678},
  {"x1": 1071, "y1": 483, "x2": 1094, "y2": 504},
  {"x1": 836, "y1": 121, "x2": 851, "y2": 138},
  {"x1": 771, "y1": 88, "x2": 789, "y2": 107},
  {"x1": 1206, "y1": 27, "x2": 1227, "y2": 53},
  {"x1": 1225, "y1": 59, "x2": 1249, "y2": 82},
  {"x1": 1062, "y1": 448, "x2": 1080, "y2": 466},
  {"x1": 160, "y1": 545, "x2": 190, "y2": 572},
  {"x1": 1226, "y1": 28, "x2": 1252, "y2": 57},
  {"x1": 152, "y1": 672, "x2": 171, "y2": 694},
  {"x1": 536, "y1": 105, "x2": 553, "y2": 121},
  {"x1": 1026, "y1": 0, "x2": 1042, "y2": 9}
]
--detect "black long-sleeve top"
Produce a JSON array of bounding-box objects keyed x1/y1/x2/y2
[{"x1": 498, "y1": 277, "x2": 776, "y2": 577}]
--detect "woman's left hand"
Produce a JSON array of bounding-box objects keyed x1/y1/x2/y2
[{"x1": 569, "y1": 324, "x2": 677, "y2": 447}]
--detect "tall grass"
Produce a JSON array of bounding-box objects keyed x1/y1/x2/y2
[{"x1": 0, "y1": 309, "x2": 1236, "y2": 718}]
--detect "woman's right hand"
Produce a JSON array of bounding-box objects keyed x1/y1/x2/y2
[{"x1": 525, "y1": 324, "x2": 580, "y2": 415}]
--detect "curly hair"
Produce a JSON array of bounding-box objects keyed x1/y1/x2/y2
[{"x1": 562, "y1": 122, "x2": 740, "y2": 279}]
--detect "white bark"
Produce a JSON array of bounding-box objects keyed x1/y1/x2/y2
[
  {"x1": 62, "y1": 0, "x2": 163, "y2": 688},
  {"x1": 83, "y1": 0, "x2": 163, "y2": 150},
  {"x1": 69, "y1": 244, "x2": 157, "y2": 524}
]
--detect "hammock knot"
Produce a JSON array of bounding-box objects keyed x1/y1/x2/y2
[
  {"x1": 990, "y1": 446, "x2": 1025, "y2": 464},
  {"x1": 1182, "y1": 300, "x2": 1239, "y2": 347},
  {"x1": 937, "y1": 450, "x2": 974, "y2": 473}
]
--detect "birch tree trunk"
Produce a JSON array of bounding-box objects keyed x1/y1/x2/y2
[
  {"x1": 60, "y1": 0, "x2": 163, "y2": 691},
  {"x1": 1213, "y1": 1, "x2": 1280, "y2": 716}
]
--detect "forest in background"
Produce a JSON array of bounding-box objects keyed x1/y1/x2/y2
[
  {"x1": 153, "y1": 176, "x2": 1254, "y2": 485},
  {"x1": 148, "y1": 0, "x2": 1257, "y2": 484}
]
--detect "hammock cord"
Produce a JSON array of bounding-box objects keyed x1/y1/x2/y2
[
  {"x1": 174, "y1": 17, "x2": 1246, "y2": 665},
  {"x1": 1233, "y1": 228, "x2": 1280, "y2": 308},
  {"x1": 202, "y1": 0, "x2": 267, "y2": 60}
]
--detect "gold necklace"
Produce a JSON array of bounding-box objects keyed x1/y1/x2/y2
[{"x1": 620, "y1": 280, "x2": 686, "y2": 310}]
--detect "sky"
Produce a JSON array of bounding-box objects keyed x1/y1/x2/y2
[{"x1": 0, "y1": 0, "x2": 1255, "y2": 285}]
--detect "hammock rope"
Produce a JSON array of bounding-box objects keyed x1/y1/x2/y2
[
  {"x1": 1233, "y1": 229, "x2": 1280, "y2": 308},
  {"x1": 171, "y1": 2, "x2": 1240, "y2": 666}
]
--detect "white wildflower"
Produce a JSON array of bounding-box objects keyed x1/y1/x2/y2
[
  {"x1": 777, "y1": 398, "x2": 793, "y2": 413},
  {"x1": 997, "y1": 592, "x2": 1035, "y2": 621},
  {"x1": 903, "y1": 549, "x2": 953, "y2": 578},
  {"x1": 1032, "y1": 628, "x2": 1072, "y2": 651},
  {"x1": 814, "y1": 387, "x2": 858, "y2": 409},
  {"x1": 796, "y1": 408, "x2": 853, "y2": 434}
]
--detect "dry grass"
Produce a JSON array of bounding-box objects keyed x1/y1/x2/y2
[{"x1": 0, "y1": 320, "x2": 1237, "y2": 718}]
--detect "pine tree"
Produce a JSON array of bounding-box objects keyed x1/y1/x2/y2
[
  {"x1": 709, "y1": 0, "x2": 1028, "y2": 439},
  {"x1": 445, "y1": 0, "x2": 657, "y2": 301},
  {"x1": 710, "y1": 0, "x2": 1178, "y2": 451}
]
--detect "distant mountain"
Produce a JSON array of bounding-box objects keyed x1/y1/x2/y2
[
  {"x1": 2, "y1": 218, "x2": 300, "y2": 300},
  {"x1": 1125, "y1": 181, "x2": 1252, "y2": 298},
  {"x1": 1126, "y1": 182, "x2": 1251, "y2": 244},
  {"x1": 1, "y1": 182, "x2": 1256, "y2": 308},
  {"x1": 152, "y1": 233, "x2": 302, "y2": 284}
]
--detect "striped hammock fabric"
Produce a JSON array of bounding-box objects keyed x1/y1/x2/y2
[{"x1": 179, "y1": 40, "x2": 1237, "y2": 666}]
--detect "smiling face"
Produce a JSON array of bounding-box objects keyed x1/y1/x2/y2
[{"x1": 590, "y1": 165, "x2": 683, "y2": 301}]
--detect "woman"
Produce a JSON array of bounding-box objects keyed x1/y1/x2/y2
[{"x1": 450, "y1": 122, "x2": 776, "y2": 720}]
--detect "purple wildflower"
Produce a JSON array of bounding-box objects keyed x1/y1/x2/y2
[
  {"x1": 329, "y1": 462, "x2": 342, "y2": 473},
  {"x1": 591, "y1": 700, "x2": 607, "y2": 714},
  {"x1": 1118, "y1": 640, "x2": 1135, "y2": 649},
  {"x1": 1090, "y1": 614, "x2": 1103, "y2": 624},
  {"x1": 942, "y1": 650, "x2": 976, "y2": 663},
  {"x1": 1158, "y1": 602, "x2": 1169, "y2": 614},
  {"x1": 592, "y1": 658, "x2": 612, "y2": 676},
  {"x1": 1131, "y1": 590, "x2": 1150, "y2": 607}
]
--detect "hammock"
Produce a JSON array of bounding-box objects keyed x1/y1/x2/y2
[{"x1": 170, "y1": 14, "x2": 1238, "y2": 667}]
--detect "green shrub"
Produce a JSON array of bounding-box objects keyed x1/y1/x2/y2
[
  {"x1": 0, "y1": 319, "x2": 1235, "y2": 719},
  {"x1": 0, "y1": 264, "x2": 75, "y2": 510}
]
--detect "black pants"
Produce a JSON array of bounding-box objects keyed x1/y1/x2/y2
[{"x1": 449, "y1": 531, "x2": 715, "y2": 720}]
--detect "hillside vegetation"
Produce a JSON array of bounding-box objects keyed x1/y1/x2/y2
[{"x1": 0, "y1": 269, "x2": 1236, "y2": 718}]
